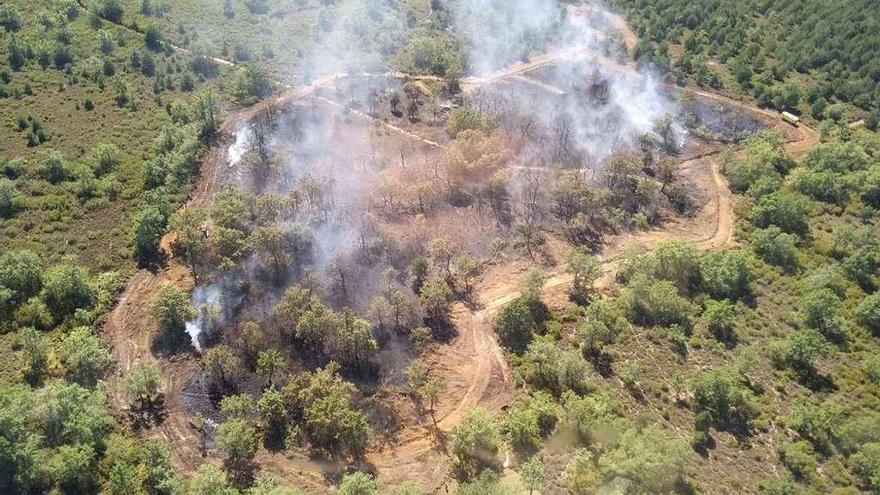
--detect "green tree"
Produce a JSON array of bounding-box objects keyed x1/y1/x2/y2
[
  {"x1": 20, "y1": 327, "x2": 47, "y2": 385},
  {"x1": 495, "y1": 298, "x2": 537, "y2": 352},
  {"x1": 0, "y1": 178, "x2": 19, "y2": 219},
  {"x1": 258, "y1": 386, "x2": 286, "y2": 447},
  {"x1": 123, "y1": 362, "x2": 163, "y2": 412},
  {"x1": 566, "y1": 449, "x2": 599, "y2": 494},
  {"x1": 169, "y1": 207, "x2": 209, "y2": 281},
  {"x1": 520, "y1": 456, "x2": 545, "y2": 495},
  {"x1": 450, "y1": 408, "x2": 499, "y2": 478},
  {"x1": 338, "y1": 472, "x2": 379, "y2": 495},
  {"x1": 256, "y1": 348, "x2": 284, "y2": 386},
  {"x1": 133, "y1": 205, "x2": 167, "y2": 264},
  {"x1": 0, "y1": 249, "x2": 43, "y2": 306},
  {"x1": 753, "y1": 226, "x2": 798, "y2": 268},
  {"x1": 578, "y1": 298, "x2": 627, "y2": 355},
  {"x1": 751, "y1": 191, "x2": 810, "y2": 236},
  {"x1": 420, "y1": 278, "x2": 451, "y2": 327},
  {"x1": 151, "y1": 284, "x2": 195, "y2": 349},
  {"x1": 220, "y1": 394, "x2": 254, "y2": 419},
  {"x1": 856, "y1": 293, "x2": 880, "y2": 335},
  {"x1": 704, "y1": 299, "x2": 736, "y2": 342},
  {"x1": 193, "y1": 87, "x2": 220, "y2": 138},
  {"x1": 566, "y1": 247, "x2": 600, "y2": 302},
  {"x1": 42, "y1": 264, "x2": 96, "y2": 321},
  {"x1": 187, "y1": 463, "x2": 239, "y2": 495},
  {"x1": 598, "y1": 426, "x2": 689, "y2": 493},
  {"x1": 333, "y1": 309, "x2": 378, "y2": 368},
  {"x1": 204, "y1": 344, "x2": 240, "y2": 390},
  {"x1": 217, "y1": 418, "x2": 257, "y2": 468},
  {"x1": 801, "y1": 289, "x2": 845, "y2": 341},
  {"x1": 700, "y1": 249, "x2": 752, "y2": 300},
  {"x1": 60, "y1": 327, "x2": 113, "y2": 387}
]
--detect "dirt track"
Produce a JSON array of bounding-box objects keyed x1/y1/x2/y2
[{"x1": 99, "y1": 20, "x2": 821, "y2": 495}]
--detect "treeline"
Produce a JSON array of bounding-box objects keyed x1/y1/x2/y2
[{"x1": 614, "y1": 0, "x2": 880, "y2": 120}]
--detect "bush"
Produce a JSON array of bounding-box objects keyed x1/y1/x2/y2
[
  {"x1": 42, "y1": 264, "x2": 96, "y2": 321},
  {"x1": 578, "y1": 298, "x2": 628, "y2": 355},
  {"x1": 447, "y1": 108, "x2": 493, "y2": 137},
  {"x1": 495, "y1": 297, "x2": 537, "y2": 352},
  {"x1": 854, "y1": 293, "x2": 880, "y2": 335},
  {"x1": 850, "y1": 442, "x2": 880, "y2": 492},
  {"x1": 779, "y1": 440, "x2": 817, "y2": 479},
  {"x1": 691, "y1": 366, "x2": 756, "y2": 428},
  {"x1": 700, "y1": 249, "x2": 752, "y2": 299},
  {"x1": 801, "y1": 289, "x2": 846, "y2": 341},
  {"x1": 0, "y1": 177, "x2": 20, "y2": 218},
  {"x1": 621, "y1": 274, "x2": 694, "y2": 329},
  {"x1": 753, "y1": 226, "x2": 798, "y2": 268},
  {"x1": 751, "y1": 191, "x2": 810, "y2": 236},
  {"x1": 450, "y1": 408, "x2": 499, "y2": 478},
  {"x1": 704, "y1": 299, "x2": 736, "y2": 342},
  {"x1": 60, "y1": 327, "x2": 113, "y2": 387}
]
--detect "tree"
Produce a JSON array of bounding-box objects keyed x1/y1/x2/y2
[
  {"x1": 217, "y1": 418, "x2": 257, "y2": 468},
  {"x1": 578, "y1": 298, "x2": 627, "y2": 355},
  {"x1": 495, "y1": 298, "x2": 536, "y2": 352},
  {"x1": 220, "y1": 394, "x2": 254, "y2": 419},
  {"x1": 856, "y1": 293, "x2": 880, "y2": 335},
  {"x1": 784, "y1": 329, "x2": 828, "y2": 371},
  {"x1": 566, "y1": 247, "x2": 600, "y2": 303},
  {"x1": 97, "y1": 0, "x2": 124, "y2": 22},
  {"x1": 751, "y1": 191, "x2": 810, "y2": 236},
  {"x1": 566, "y1": 449, "x2": 599, "y2": 494},
  {"x1": 204, "y1": 344, "x2": 240, "y2": 390},
  {"x1": 0, "y1": 178, "x2": 19, "y2": 219},
  {"x1": 256, "y1": 348, "x2": 284, "y2": 386},
  {"x1": 502, "y1": 404, "x2": 541, "y2": 453},
  {"x1": 20, "y1": 327, "x2": 47, "y2": 385},
  {"x1": 520, "y1": 456, "x2": 545, "y2": 495},
  {"x1": 187, "y1": 463, "x2": 239, "y2": 495},
  {"x1": 333, "y1": 309, "x2": 378, "y2": 369},
  {"x1": 258, "y1": 386, "x2": 286, "y2": 447},
  {"x1": 249, "y1": 473, "x2": 306, "y2": 495},
  {"x1": 420, "y1": 278, "x2": 451, "y2": 327},
  {"x1": 193, "y1": 87, "x2": 220, "y2": 138},
  {"x1": 851, "y1": 442, "x2": 880, "y2": 493},
  {"x1": 598, "y1": 426, "x2": 688, "y2": 493},
  {"x1": 296, "y1": 301, "x2": 338, "y2": 352},
  {"x1": 338, "y1": 472, "x2": 379, "y2": 495},
  {"x1": 60, "y1": 327, "x2": 113, "y2": 387},
  {"x1": 753, "y1": 226, "x2": 798, "y2": 268},
  {"x1": 42, "y1": 264, "x2": 96, "y2": 321},
  {"x1": 450, "y1": 408, "x2": 499, "y2": 478},
  {"x1": 169, "y1": 207, "x2": 208, "y2": 281},
  {"x1": 700, "y1": 249, "x2": 752, "y2": 300},
  {"x1": 151, "y1": 284, "x2": 195, "y2": 349},
  {"x1": 133, "y1": 205, "x2": 167, "y2": 265},
  {"x1": 800, "y1": 289, "x2": 845, "y2": 341},
  {"x1": 704, "y1": 299, "x2": 736, "y2": 343},
  {"x1": 123, "y1": 362, "x2": 163, "y2": 411},
  {"x1": 691, "y1": 366, "x2": 756, "y2": 427},
  {"x1": 0, "y1": 249, "x2": 43, "y2": 306}
]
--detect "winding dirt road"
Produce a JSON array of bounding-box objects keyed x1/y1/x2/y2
[{"x1": 98, "y1": 15, "x2": 821, "y2": 495}]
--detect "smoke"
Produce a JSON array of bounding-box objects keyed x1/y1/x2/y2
[{"x1": 183, "y1": 0, "x2": 685, "y2": 349}]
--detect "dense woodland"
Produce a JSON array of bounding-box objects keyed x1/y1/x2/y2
[
  {"x1": 1, "y1": 1, "x2": 880, "y2": 494},
  {"x1": 615, "y1": 0, "x2": 880, "y2": 125}
]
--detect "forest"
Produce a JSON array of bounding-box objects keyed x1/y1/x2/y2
[
  {"x1": 1, "y1": 1, "x2": 880, "y2": 494},
  {"x1": 614, "y1": 0, "x2": 880, "y2": 125}
]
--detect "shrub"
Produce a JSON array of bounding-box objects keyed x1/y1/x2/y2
[
  {"x1": 856, "y1": 293, "x2": 880, "y2": 334},
  {"x1": 447, "y1": 108, "x2": 493, "y2": 137},
  {"x1": 704, "y1": 299, "x2": 736, "y2": 342},
  {"x1": 700, "y1": 249, "x2": 752, "y2": 299},
  {"x1": 495, "y1": 297, "x2": 537, "y2": 352},
  {"x1": 801, "y1": 289, "x2": 846, "y2": 341},
  {"x1": 751, "y1": 191, "x2": 810, "y2": 236},
  {"x1": 621, "y1": 274, "x2": 694, "y2": 329},
  {"x1": 42, "y1": 264, "x2": 96, "y2": 321},
  {"x1": 60, "y1": 327, "x2": 113, "y2": 387},
  {"x1": 451, "y1": 409, "x2": 499, "y2": 478},
  {"x1": 753, "y1": 226, "x2": 798, "y2": 268},
  {"x1": 338, "y1": 472, "x2": 379, "y2": 495},
  {"x1": 850, "y1": 442, "x2": 880, "y2": 492},
  {"x1": 0, "y1": 177, "x2": 20, "y2": 218},
  {"x1": 578, "y1": 298, "x2": 628, "y2": 355},
  {"x1": 779, "y1": 440, "x2": 817, "y2": 479},
  {"x1": 691, "y1": 366, "x2": 756, "y2": 427}
]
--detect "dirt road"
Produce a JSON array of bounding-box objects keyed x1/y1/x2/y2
[{"x1": 98, "y1": 19, "x2": 821, "y2": 495}]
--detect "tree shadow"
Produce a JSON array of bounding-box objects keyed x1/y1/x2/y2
[{"x1": 151, "y1": 326, "x2": 196, "y2": 356}]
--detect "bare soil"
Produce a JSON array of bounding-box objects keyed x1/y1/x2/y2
[{"x1": 100, "y1": 27, "x2": 820, "y2": 495}]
